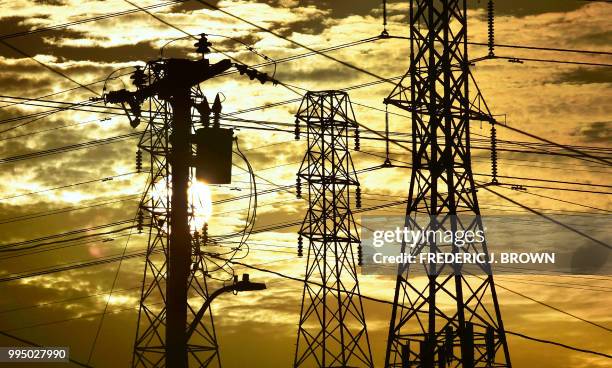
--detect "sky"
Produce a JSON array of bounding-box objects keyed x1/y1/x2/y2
[{"x1": 0, "y1": 0, "x2": 610, "y2": 367}]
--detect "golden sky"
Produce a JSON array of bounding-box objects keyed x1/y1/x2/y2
[{"x1": 0, "y1": 0, "x2": 610, "y2": 367}]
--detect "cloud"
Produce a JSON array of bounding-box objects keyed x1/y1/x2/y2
[
  {"x1": 555, "y1": 68, "x2": 612, "y2": 85},
  {"x1": 0, "y1": 1, "x2": 610, "y2": 366},
  {"x1": 572, "y1": 121, "x2": 612, "y2": 143}
]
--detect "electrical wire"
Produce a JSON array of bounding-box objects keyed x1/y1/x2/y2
[
  {"x1": 0, "y1": 171, "x2": 139, "y2": 201},
  {"x1": 86, "y1": 174, "x2": 150, "y2": 364},
  {"x1": 218, "y1": 257, "x2": 612, "y2": 359},
  {"x1": 0, "y1": 40, "x2": 99, "y2": 96}
]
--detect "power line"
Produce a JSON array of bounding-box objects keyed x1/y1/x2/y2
[
  {"x1": 0, "y1": 330, "x2": 93, "y2": 367},
  {"x1": 0, "y1": 40, "x2": 99, "y2": 95},
  {"x1": 386, "y1": 34, "x2": 612, "y2": 56},
  {"x1": 483, "y1": 186, "x2": 611, "y2": 250},
  {"x1": 493, "y1": 55, "x2": 612, "y2": 68},
  {"x1": 192, "y1": 0, "x2": 396, "y2": 85},
  {"x1": 0, "y1": 0, "x2": 188, "y2": 41},
  {"x1": 86, "y1": 177, "x2": 148, "y2": 364},
  {"x1": 220, "y1": 257, "x2": 612, "y2": 359},
  {"x1": 514, "y1": 189, "x2": 612, "y2": 213},
  {"x1": 0, "y1": 219, "x2": 136, "y2": 250},
  {"x1": 0, "y1": 171, "x2": 139, "y2": 201},
  {"x1": 0, "y1": 194, "x2": 140, "y2": 225},
  {"x1": 468, "y1": 272, "x2": 612, "y2": 333},
  {"x1": 0, "y1": 132, "x2": 140, "y2": 164}
]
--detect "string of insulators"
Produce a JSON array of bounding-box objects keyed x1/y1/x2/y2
[
  {"x1": 381, "y1": 0, "x2": 389, "y2": 37},
  {"x1": 487, "y1": 0, "x2": 495, "y2": 57},
  {"x1": 294, "y1": 118, "x2": 300, "y2": 140},
  {"x1": 355, "y1": 185, "x2": 362, "y2": 208},
  {"x1": 235, "y1": 63, "x2": 276, "y2": 84},
  {"x1": 357, "y1": 243, "x2": 363, "y2": 266},
  {"x1": 297, "y1": 235, "x2": 303, "y2": 257},
  {"x1": 354, "y1": 126, "x2": 360, "y2": 151},
  {"x1": 491, "y1": 122, "x2": 498, "y2": 184},
  {"x1": 130, "y1": 66, "x2": 146, "y2": 88},
  {"x1": 202, "y1": 223, "x2": 208, "y2": 245},
  {"x1": 135, "y1": 149, "x2": 142, "y2": 172},
  {"x1": 296, "y1": 176, "x2": 302, "y2": 198},
  {"x1": 193, "y1": 230, "x2": 200, "y2": 248},
  {"x1": 384, "y1": 106, "x2": 391, "y2": 166},
  {"x1": 137, "y1": 209, "x2": 144, "y2": 233}
]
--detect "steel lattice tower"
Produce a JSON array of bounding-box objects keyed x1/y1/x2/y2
[
  {"x1": 131, "y1": 61, "x2": 221, "y2": 368},
  {"x1": 294, "y1": 91, "x2": 374, "y2": 368},
  {"x1": 383, "y1": 1, "x2": 511, "y2": 367}
]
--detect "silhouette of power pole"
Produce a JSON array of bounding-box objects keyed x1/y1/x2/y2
[
  {"x1": 103, "y1": 34, "x2": 275, "y2": 368},
  {"x1": 294, "y1": 91, "x2": 374, "y2": 368},
  {"x1": 383, "y1": 1, "x2": 511, "y2": 367}
]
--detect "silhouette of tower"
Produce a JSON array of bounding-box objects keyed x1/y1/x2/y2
[
  {"x1": 383, "y1": 1, "x2": 511, "y2": 367},
  {"x1": 103, "y1": 34, "x2": 276, "y2": 368},
  {"x1": 128, "y1": 62, "x2": 222, "y2": 368},
  {"x1": 294, "y1": 91, "x2": 374, "y2": 368}
]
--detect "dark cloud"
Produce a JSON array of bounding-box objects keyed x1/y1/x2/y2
[
  {"x1": 168, "y1": 0, "x2": 221, "y2": 13},
  {"x1": 570, "y1": 30, "x2": 612, "y2": 47},
  {"x1": 468, "y1": 0, "x2": 585, "y2": 17},
  {"x1": 555, "y1": 68, "x2": 612, "y2": 85},
  {"x1": 0, "y1": 16, "x2": 87, "y2": 57},
  {"x1": 33, "y1": 0, "x2": 67, "y2": 5},
  {"x1": 0, "y1": 13, "x2": 163, "y2": 63},
  {"x1": 268, "y1": 17, "x2": 327, "y2": 37},
  {"x1": 258, "y1": 0, "x2": 382, "y2": 18},
  {"x1": 572, "y1": 121, "x2": 611, "y2": 143},
  {"x1": 275, "y1": 64, "x2": 358, "y2": 84}
]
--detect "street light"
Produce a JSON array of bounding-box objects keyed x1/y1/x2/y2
[{"x1": 186, "y1": 274, "x2": 266, "y2": 339}]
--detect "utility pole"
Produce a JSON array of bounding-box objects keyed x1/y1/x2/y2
[
  {"x1": 383, "y1": 1, "x2": 511, "y2": 367},
  {"x1": 294, "y1": 91, "x2": 374, "y2": 368},
  {"x1": 103, "y1": 34, "x2": 274, "y2": 368}
]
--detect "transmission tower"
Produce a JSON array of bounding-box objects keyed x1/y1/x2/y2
[
  {"x1": 383, "y1": 1, "x2": 511, "y2": 367},
  {"x1": 125, "y1": 61, "x2": 225, "y2": 368},
  {"x1": 294, "y1": 91, "x2": 374, "y2": 368},
  {"x1": 103, "y1": 35, "x2": 276, "y2": 368}
]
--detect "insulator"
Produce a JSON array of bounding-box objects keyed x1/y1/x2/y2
[
  {"x1": 130, "y1": 66, "x2": 146, "y2": 88},
  {"x1": 254, "y1": 72, "x2": 269, "y2": 84},
  {"x1": 135, "y1": 149, "x2": 143, "y2": 172},
  {"x1": 202, "y1": 223, "x2": 208, "y2": 245},
  {"x1": 194, "y1": 34, "x2": 212, "y2": 56},
  {"x1": 384, "y1": 106, "x2": 391, "y2": 166},
  {"x1": 355, "y1": 185, "x2": 362, "y2": 208},
  {"x1": 354, "y1": 127, "x2": 360, "y2": 151},
  {"x1": 246, "y1": 69, "x2": 258, "y2": 80},
  {"x1": 193, "y1": 230, "x2": 200, "y2": 247},
  {"x1": 296, "y1": 176, "x2": 302, "y2": 198},
  {"x1": 357, "y1": 243, "x2": 363, "y2": 266},
  {"x1": 491, "y1": 123, "x2": 498, "y2": 184},
  {"x1": 211, "y1": 94, "x2": 222, "y2": 128},
  {"x1": 137, "y1": 209, "x2": 144, "y2": 233},
  {"x1": 297, "y1": 235, "x2": 303, "y2": 257},
  {"x1": 487, "y1": 0, "x2": 495, "y2": 57},
  {"x1": 235, "y1": 63, "x2": 248, "y2": 75},
  {"x1": 294, "y1": 118, "x2": 300, "y2": 140}
]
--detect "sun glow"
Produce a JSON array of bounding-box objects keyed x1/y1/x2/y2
[{"x1": 189, "y1": 181, "x2": 213, "y2": 232}]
